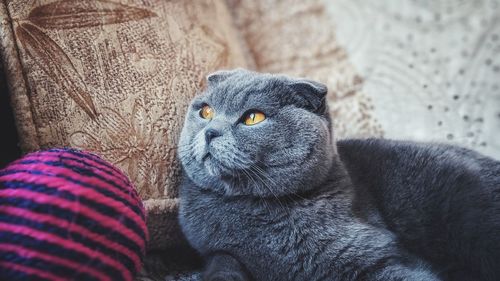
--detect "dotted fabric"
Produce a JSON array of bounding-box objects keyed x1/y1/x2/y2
[{"x1": 327, "y1": 0, "x2": 500, "y2": 159}]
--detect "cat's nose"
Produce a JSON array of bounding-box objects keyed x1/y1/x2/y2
[{"x1": 205, "y1": 128, "x2": 222, "y2": 143}]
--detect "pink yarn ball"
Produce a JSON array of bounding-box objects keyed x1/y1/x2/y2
[{"x1": 0, "y1": 148, "x2": 148, "y2": 281}]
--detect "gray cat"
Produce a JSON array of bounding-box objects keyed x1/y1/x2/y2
[{"x1": 177, "y1": 68, "x2": 500, "y2": 281}]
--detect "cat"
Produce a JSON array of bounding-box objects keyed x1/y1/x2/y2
[{"x1": 177, "y1": 68, "x2": 500, "y2": 281}]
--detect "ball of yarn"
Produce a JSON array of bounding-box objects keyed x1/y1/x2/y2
[{"x1": 0, "y1": 148, "x2": 148, "y2": 281}]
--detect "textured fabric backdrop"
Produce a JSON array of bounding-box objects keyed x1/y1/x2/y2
[{"x1": 326, "y1": 0, "x2": 500, "y2": 160}]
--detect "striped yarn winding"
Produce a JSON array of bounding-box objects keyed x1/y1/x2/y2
[{"x1": 0, "y1": 148, "x2": 148, "y2": 281}]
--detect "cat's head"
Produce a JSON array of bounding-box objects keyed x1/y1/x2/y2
[{"x1": 178, "y1": 68, "x2": 335, "y2": 197}]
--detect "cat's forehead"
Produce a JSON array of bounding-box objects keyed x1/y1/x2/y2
[{"x1": 204, "y1": 72, "x2": 285, "y2": 113}]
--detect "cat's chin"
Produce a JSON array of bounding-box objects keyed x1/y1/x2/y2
[
  {"x1": 203, "y1": 155, "x2": 218, "y2": 176},
  {"x1": 203, "y1": 154, "x2": 234, "y2": 179}
]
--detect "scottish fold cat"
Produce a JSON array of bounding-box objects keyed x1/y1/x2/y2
[{"x1": 178, "y1": 68, "x2": 500, "y2": 281}]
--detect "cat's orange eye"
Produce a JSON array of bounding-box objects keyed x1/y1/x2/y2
[
  {"x1": 200, "y1": 105, "x2": 214, "y2": 120},
  {"x1": 243, "y1": 111, "x2": 266, "y2": 126}
]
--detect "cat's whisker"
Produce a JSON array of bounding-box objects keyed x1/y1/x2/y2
[
  {"x1": 252, "y1": 161, "x2": 303, "y2": 205},
  {"x1": 176, "y1": 144, "x2": 195, "y2": 155},
  {"x1": 175, "y1": 143, "x2": 192, "y2": 149},
  {"x1": 174, "y1": 143, "x2": 194, "y2": 148},
  {"x1": 241, "y1": 168, "x2": 274, "y2": 215},
  {"x1": 248, "y1": 166, "x2": 288, "y2": 213},
  {"x1": 248, "y1": 165, "x2": 302, "y2": 237},
  {"x1": 256, "y1": 159, "x2": 309, "y2": 202},
  {"x1": 252, "y1": 164, "x2": 280, "y2": 190}
]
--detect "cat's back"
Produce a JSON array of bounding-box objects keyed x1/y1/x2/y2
[
  {"x1": 336, "y1": 138, "x2": 500, "y2": 216},
  {"x1": 337, "y1": 138, "x2": 499, "y2": 175},
  {"x1": 337, "y1": 138, "x2": 500, "y2": 280}
]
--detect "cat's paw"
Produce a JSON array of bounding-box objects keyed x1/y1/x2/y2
[{"x1": 204, "y1": 271, "x2": 248, "y2": 281}]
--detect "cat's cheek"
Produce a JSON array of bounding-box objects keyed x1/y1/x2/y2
[{"x1": 235, "y1": 122, "x2": 275, "y2": 152}]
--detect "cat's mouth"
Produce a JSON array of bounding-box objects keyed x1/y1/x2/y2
[
  {"x1": 202, "y1": 152, "x2": 211, "y2": 162},
  {"x1": 201, "y1": 152, "x2": 238, "y2": 178}
]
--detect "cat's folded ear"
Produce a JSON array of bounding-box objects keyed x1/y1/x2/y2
[
  {"x1": 287, "y1": 79, "x2": 328, "y2": 115},
  {"x1": 206, "y1": 68, "x2": 246, "y2": 84}
]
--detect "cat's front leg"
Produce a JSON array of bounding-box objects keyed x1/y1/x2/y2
[
  {"x1": 202, "y1": 252, "x2": 252, "y2": 281},
  {"x1": 359, "y1": 257, "x2": 441, "y2": 281},
  {"x1": 350, "y1": 251, "x2": 442, "y2": 281}
]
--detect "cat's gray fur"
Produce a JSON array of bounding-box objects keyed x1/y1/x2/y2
[{"x1": 178, "y1": 68, "x2": 500, "y2": 281}]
